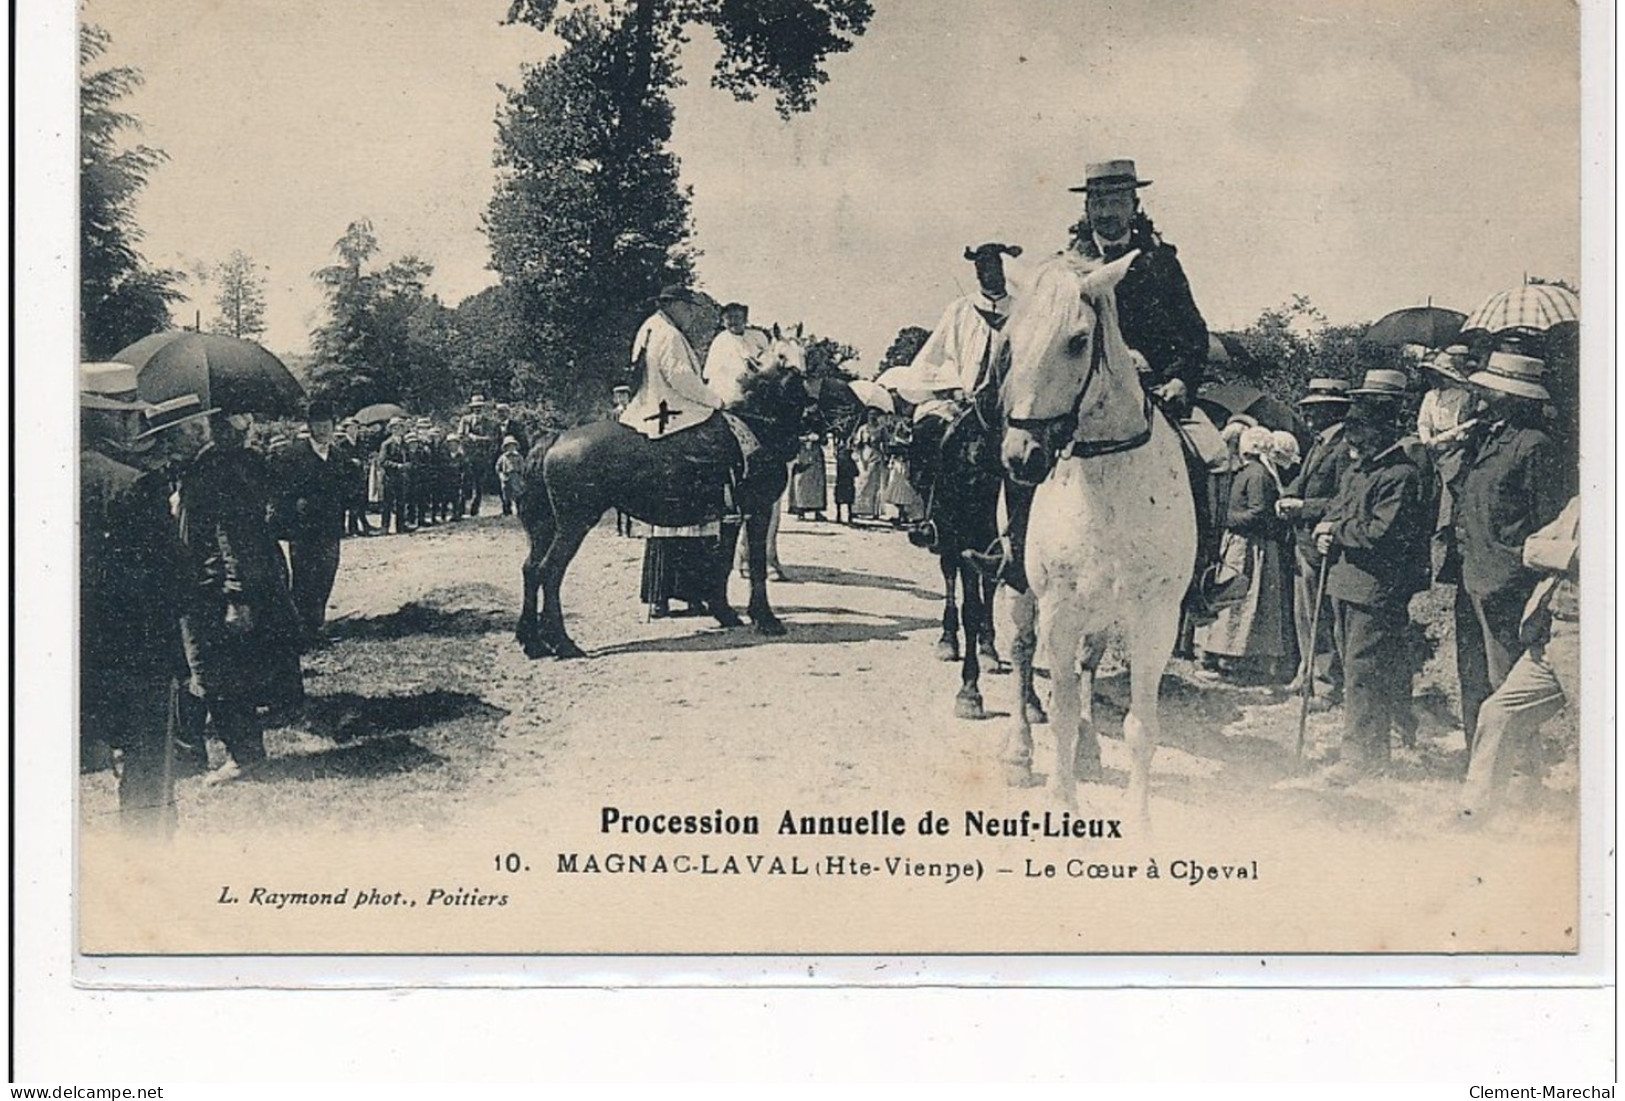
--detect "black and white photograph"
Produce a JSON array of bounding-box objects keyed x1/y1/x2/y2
[{"x1": 14, "y1": 0, "x2": 1615, "y2": 1081}]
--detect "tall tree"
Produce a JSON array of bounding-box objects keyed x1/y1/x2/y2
[
  {"x1": 487, "y1": 0, "x2": 873, "y2": 417},
  {"x1": 205, "y1": 249, "x2": 269, "y2": 339},
  {"x1": 80, "y1": 24, "x2": 183, "y2": 358},
  {"x1": 309, "y1": 219, "x2": 454, "y2": 411}
]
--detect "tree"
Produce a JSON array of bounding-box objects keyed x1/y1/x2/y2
[
  {"x1": 205, "y1": 249, "x2": 269, "y2": 339},
  {"x1": 80, "y1": 24, "x2": 183, "y2": 358},
  {"x1": 308, "y1": 219, "x2": 455, "y2": 411},
  {"x1": 800, "y1": 332, "x2": 859, "y2": 381},
  {"x1": 880, "y1": 325, "x2": 931, "y2": 369},
  {"x1": 487, "y1": 0, "x2": 874, "y2": 418},
  {"x1": 1225, "y1": 295, "x2": 1366, "y2": 410}
]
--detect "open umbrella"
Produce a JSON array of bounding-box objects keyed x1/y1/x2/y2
[
  {"x1": 354, "y1": 402, "x2": 409, "y2": 426},
  {"x1": 846, "y1": 378, "x2": 897, "y2": 413},
  {"x1": 1196, "y1": 381, "x2": 1308, "y2": 443},
  {"x1": 1362, "y1": 305, "x2": 1466, "y2": 349},
  {"x1": 115, "y1": 331, "x2": 305, "y2": 416},
  {"x1": 1459, "y1": 283, "x2": 1578, "y2": 335},
  {"x1": 1205, "y1": 331, "x2": 1263, "y2": 376}
]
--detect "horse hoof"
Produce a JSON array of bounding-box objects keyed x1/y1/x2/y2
[
  {"x1": 753, "y1": 616, "x2": 787, "y2": 637},
  {"x1": 1002, "y1": 762, "x2": 1043, "y2": 788},
  {"x1": 1074, "y1": 751, "x2": 1103, "y2": 782},
  {"x1": 550, "y1": 639, "x2": 587, "y2": 660},
  {"x1": 1023, "y1": 699, "x2": 1050, "y2": 725},
  {"x1": 714, "y1": 610, "x2": 744, "y2": 629},
  {"x1": 934, "y1": 639, "x2": 961, "y2": 662},
  {"x1": 953, "y1": 690, "x2": 986, "y2": 721}
]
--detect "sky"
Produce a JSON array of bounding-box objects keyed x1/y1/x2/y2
[{"x1": 83, "y1": 0, "x2": 1582, "y2": 374}]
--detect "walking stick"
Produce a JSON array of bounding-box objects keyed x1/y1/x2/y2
[{"x1": 1296, "y1": 550, "x2": 1333, "y2": 759}]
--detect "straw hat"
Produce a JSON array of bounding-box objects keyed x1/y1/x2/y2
[
  {"x1": 1297, "y1": 377, "x2": 1353, "y2": 406},
  {"x1": 1468, "y1": 352, "x2": 1550, "y2": 402},
  {"x1": 135, "y1": 394, "x2": 217, "y2": 439},
  {"x1": 1348, "y1": 368, "x2": 1410, "y2": 399},
  {"x1": 1068, "y1": 159, "x2": 1153, "y2": 194}
]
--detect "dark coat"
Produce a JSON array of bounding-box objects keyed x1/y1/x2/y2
[
  {"x1": 1323, "y1": 438, "x2": 1433, "y2": 608},
  {"x1": 1224, "y1": 459, "x2": 1286, "y2": 541},
  {"x1": 1076, "y1": 224, "x2": 1208, "y2": 395},
  {"x1": 1285, "y1": 421, "x2": 1354, "y2": 565},
  {"x1": 1452, "y1": 418, "x2": 1564, "y2": 602},
  {"x1": 175, "y1": 444, "x2": 304, "y2": 708},
  {"x1": 379, "y1": 435, "x2": 412, "y2": 484},
  {"x1": 80, "y1": 448, "x2": 193, "y2": 692},
  {"x1": 271, "y1": 439, "x2": 349, "y2": 542}
]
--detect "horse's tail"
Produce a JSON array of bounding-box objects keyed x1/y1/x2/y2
[{"x1": 516, "y1": 430, "x2": 560, "y2": 527}]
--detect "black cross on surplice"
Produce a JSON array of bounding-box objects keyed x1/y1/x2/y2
[{"x1": 645, "y1": 399, "x2": 683, "y2": 435}]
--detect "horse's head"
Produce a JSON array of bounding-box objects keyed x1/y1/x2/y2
[
  {"x1": 999, "y1": 250, "x2": 1140, "y2": 484},
  {"x1": 737, "y1": 331, "x2": 817, "y2": 449}
]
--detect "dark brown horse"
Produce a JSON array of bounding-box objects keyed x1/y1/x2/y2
[{"x1": 515, "y1": 342, "x2": 833, "y2": 659}]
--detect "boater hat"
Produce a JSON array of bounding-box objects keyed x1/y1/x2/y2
[
  {"x1": 656, "y1": 284, "x2": 699, "y2": 304},
  {"x1": 1297, "y1": 377, "x2": 1353, "y2": 406},
  {"x1": 134, "y1": 393, "x2": 217, "y2": 439},
  {"x1": 80, "y1": 362, "x2": 154, "y2": 411},
  {"x1": 1468, "y1": 352, "x2": 1550, "y2": 401},
  {"x1": 1424, "y1": 344, "x2": 1471, "y2": 385},
  {"x1": 1348, "y1": 368, "x2": 1410, "y2": 398},
  {"x1": 1069, "y1": 159, "x2": 1153, "y2": 194}
]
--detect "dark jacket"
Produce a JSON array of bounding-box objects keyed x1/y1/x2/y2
[
  {"x1": 271, "y1": 439, "x2": 349, "y2": 542},
  {"x1": 1224, "y1": 459, "x2": 1286, "y2": 541},
  {"x1": 80, "y1": 448, "x2": 193, "y2": 687},
  {"x1": 379, "y1": 435, "x2": 412, "y2": 482},
  {"x1": 1452, "y1": 418, "x2": 1564, "y2": 602},
  {"x1": 1323, "y1": 437, "x2": 1433, "y2": 608},
  {"x1": 175, "y1": 444, "x2": 304, "y2": 707},
  {"x1": 1075, "y1": 224, "x2": 1208, "y2": 396},
  {"x1": 1285, "y1": 421, "x2": 1353, "y2": 565}
]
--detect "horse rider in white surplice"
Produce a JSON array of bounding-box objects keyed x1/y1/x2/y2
[
  {"x1": 877, "y1": 243, "x2": 1022, "y2": 419},
  {"x1": 703, "y1": 301, "x2": 772, "y2": 407},
  {"x1": 622, "y1": 285, "x2": 724, "y2": 440}
]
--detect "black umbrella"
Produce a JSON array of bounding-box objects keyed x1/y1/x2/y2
[
  {"x1": 1362, "y1": 305, "x2": 1466, "y2": 349},
  {"x1": 1205, "y1": 331, "x2": 1263, "y2": 377},
  {"x1": 116, "y1": 331, "x2": 305, "y2": 416},
  {"x1": 1197, "y1": 381, "x2": 1308, "y2": 443},
  {"x1": 354, "y1": 402, "x2": 409, "y2": 426}
]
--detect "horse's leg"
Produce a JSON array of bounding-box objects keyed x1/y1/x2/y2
[
  {"x1": 953, "y1": 559, "x2": 986, "y2": 720},
  {"x1": 1124, "y1": 601, "x2": 1181, "y2": 828},
  {"x1": 977, "y1": 571, "x2": 1006, "y2": 671},
  {"x1": 1001, "y1": 586, "x2": 1042, "y2": 786},
  {"x1": 537, "y1": 514, "x2": 595, "y2": 660},
  {"x1": 1045, "y1": 603, "x2": 1086, "y2": 812},
  {"x1": 709, "y1": 520, "x2": 744, "y2": 628},
  {"x1": 936, "y1": 554, "x2": 961, "y2": 661},
  {"x1": 516, "y1": 528, "x2": 552, "y2": 659},
  {"x1": 1074, "y1": 634, "x2": 1108, "y2": 783},
  {"x1": 1008, "y1": 586, "x2": 1047, "y2": 726},
  {"x1": 745, "y1": 508, "x2": 786, "y2": 636}
]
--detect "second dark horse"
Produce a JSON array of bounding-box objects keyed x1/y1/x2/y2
[{"x1": 515, "y1": 349, "x2": 824, "y2": 659}]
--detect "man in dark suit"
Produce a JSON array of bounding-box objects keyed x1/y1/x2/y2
[
  {"x1": 1313, "y1": 370, "x2": 1434, "y2": 783},
  {"x1": 273, "y1": 397, "x2": 350, "y2": 645},
  {"x1": 1450, "y1": 352, "x2": 1566, "y2": 757},
  {"x1": 1067, "y1": 159, "x2": 1208, "y2": 409},
  {"x1": 1277, "y1": 377, "x2": 1356, "y2": 702}
]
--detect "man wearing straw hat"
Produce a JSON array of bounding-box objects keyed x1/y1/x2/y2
[
  {"x1": 1277, "y1": 377, "x2": 1356, "y2": 703},
  {"x1": 81, "y1": 374, "x2": 213, "y2": 832},
  {"x1": 1067, "y1": 160, "x2": 1208, "y2": 408},
  {"x1": 1450, "y1": 351, "x2": 1565, "y2": 757},
  {"x1": 1312, "y1": 369, "x2": 1434, "y2": 783}
]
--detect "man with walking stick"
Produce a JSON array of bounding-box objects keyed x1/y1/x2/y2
[{"x1": 1311, "y1": 370, "x2": 1434, "y2": 785}]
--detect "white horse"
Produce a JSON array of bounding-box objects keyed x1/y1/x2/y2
[{"x1": 999, "y1": 251, "x2": 1197, "y2": 821}]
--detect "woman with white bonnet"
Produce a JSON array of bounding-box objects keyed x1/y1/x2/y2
[{"x1": 1195, "y1": 424, "x2": 1296, "y2": 682}]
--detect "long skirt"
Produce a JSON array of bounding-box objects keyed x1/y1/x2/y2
[
  {"x1": 789, "y1": 456, "x2": 827, "y2": 513},
  {"x1": 852, "y1": 459, "x2": 882, "y2": 517},
  {"x1": 1195, "y1": 535, "x2": 1294, "y2": 659},
  {"x1": 640, "y1": 525, "x2": 719, "y2": 607},
  {"x1": 880, "y1": 457, "x2": 923, "y2": 521}
]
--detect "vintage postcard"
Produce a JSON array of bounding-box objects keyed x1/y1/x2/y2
[{"x1": 70, "y1": 0, "x2": 1605, "y2": 971}]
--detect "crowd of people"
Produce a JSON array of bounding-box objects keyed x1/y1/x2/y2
[
  {"x1": 81, "y1": 154, "x2": 1582, "y2": 833},
  {"x1": 78, "y1": 365, "x2": 550, "y2": 829}
]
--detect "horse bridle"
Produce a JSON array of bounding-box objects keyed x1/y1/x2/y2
[{"x1": 1003, "y1": 296, "x2": 1153, "y2": 462}]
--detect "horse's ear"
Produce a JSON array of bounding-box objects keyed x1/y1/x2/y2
[
  {"x1": 794, "y1": 322, "x2": 804, "y2": 340},
  {"x1": 771, "y1": 323, "x2": 781, "y2": 340}
]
